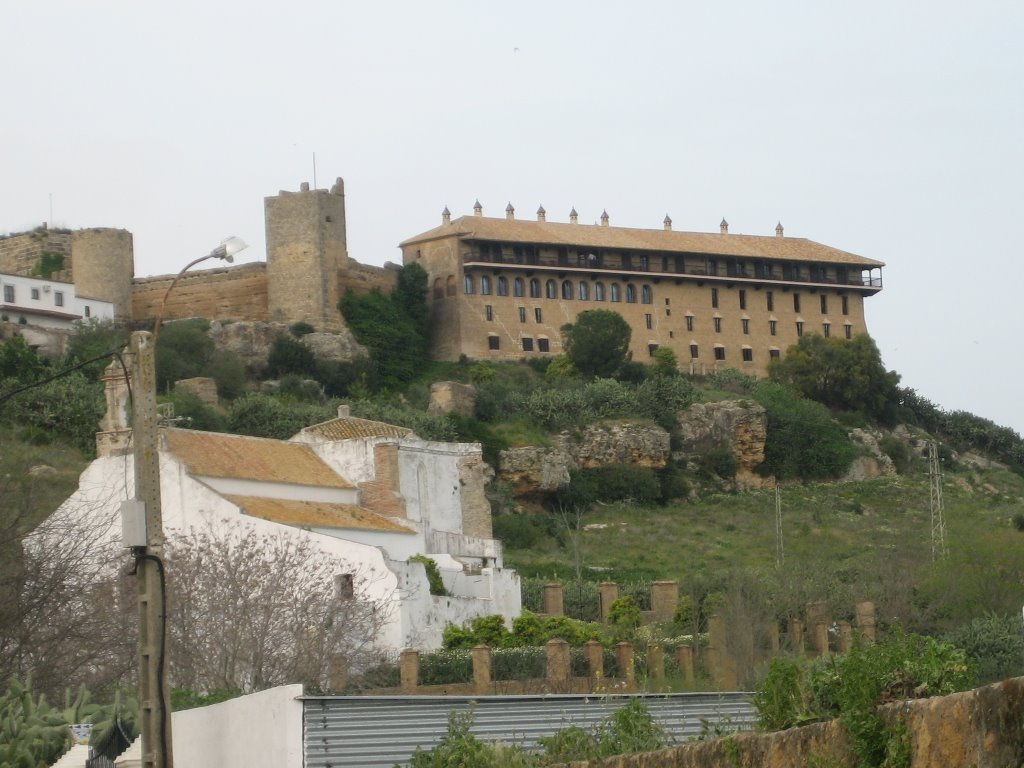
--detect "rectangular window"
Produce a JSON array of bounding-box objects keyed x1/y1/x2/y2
[
  {"x1": 538, "y1": 337, "x2": 550, "y2": 352},
  {"x1": 518, "y1": 307, "x2": 526, "y2": 323},
  {"x1": 54, "y1": 291, "x2": 64, "y2": 307},
  {"x1": 685, "y1": 315, "x2": 694, "y2": 332},
  {"x1": 84, "y1": 305, "x2": 91, "y2": 317},
  {"x1": 766, "y1": 291, "x2": 774, "y2": 311},
  {"x1": 31, "y1": 288, "x2": 40, "y2": 300},
  {"x1": 714, "y1": 317, "x2": 722, "y2": 333},
  {"x1": 823, "y1": 322, "x2": 831, "y2": 338},
  {"x1": 647, "y1": 343, "x2": 658, "y2": 357},
  {"x1": 742, "y1": 348, "x2": 753, "y2": 362},
  {"x1": 842, "y1": 295, "x2": 849, "y2": 315},
  {"x1": 645, "y1": 313, "x2": 652, "y2": 330},
  {"x1": 770, "y1": 348, "x2": 781, "y2": 359},
  {"x1": 741, "y1": 318, "x2": 750, "y2": 334},
  {"x1": 769, "y1": 320, "x2": 777, "y2": 336},
  {"x1": 796, "y1": 321, "x2": 804, "y2": 337},
  {"x1": 535, "y1": 307, "x2": 543, "y2": 323},
  {"x1": 820, "y1": 295, "x2": 828, "y2": 314},
  {"x1": 689, "y1": 343, "x2": 699, "y2": 359},
  {"x1": 845, "y1": 324, "x2": 852, "y2": 339},
  {"x1": 714, "y1": 346, "x2": 726, "y2": 361},
  {"x1": 665, "y1": 309, "x2": 671, "y2": 317},
  {"x1": 487, "y1": 335, "x2": 500, "y2": 350},
  {"x1": 739, "y1": 290, "x2": 746, "y2": 310},
  {"x1": 485, "y1": 305, "x2": 493, "y2": 321},
  {"x1": 3, "y1": 285, "x2": 13, "y2": 302},
  {"x1": 522, "y1": 337, "x2": 534, "y2": 352},
  {"x1": 711, "y1": 288, "x2": 719, "y2": 309},
  {"x1": 793, "y1": 293, "x2": 801, "y2": 312}
]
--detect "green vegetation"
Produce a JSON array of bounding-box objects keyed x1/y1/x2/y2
[
  {"x1": 410, "y1": 554, "x2": 449, "y2": 596},
  {"x1": 561, "y1": 309, "x2": 632, "y2": 378},
  {"x1": 31, "y1": 251, "x2": 65, "y2": 278}
]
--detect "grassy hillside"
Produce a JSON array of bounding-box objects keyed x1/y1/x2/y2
[{"x1": 503, "y1": 464, "x2": 1024, "y2": 635}]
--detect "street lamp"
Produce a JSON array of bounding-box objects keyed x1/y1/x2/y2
[
  {"x1": 130, "y1": 235, "x2": 246, "y2": 768},
  {"x1": 152, "y1": 236, "x2": 248, "y2": 340}
]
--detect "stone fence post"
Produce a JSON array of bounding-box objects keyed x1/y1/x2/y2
[
  {"x1": 676, "y1": 645, "x2": 694, "y2": 685},
  {"x1": 400, "y1": 648, "x2": 419, "y2": 693},
  {"x1": 329, "y1": 654, "x2": 348, "y2": 692},
  {"x1": 584, "y1": 640, "x2": 604, "y2": 679},
  {"x1": 789, "y1": 619, "x2": 805, "y2": 655},
  {"x1": 546, "y1": 639, "x2": 570, "y2": 684},
  {"x1": 648, "y1": 644, "x2": 665, "y2": 689},
  {"x1": 838, "y1": 621, "x2": 853, "y2": 653},
  {"x1": 616, "y1": 642, "x2": 635, "y2": 684},
  {"x1": 650, "y1": 580, "x2": 678, "y2": 621},
  {"x1": 856, "y1": 601, "x2": 876, "y2": 644},
  {"x1": 543, "y1": 582, "x2": 565, "y2": 616},
  {"x1": 472, "y1": 644, "x2": 492, "y2": 694},
  {"x1": 599, "y1": 582, "x2": 620, "y2": 622},
  {"x1": 812, "y1": 622, "x2": 830, "y2": 657}
]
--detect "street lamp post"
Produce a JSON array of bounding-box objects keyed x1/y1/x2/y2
[{"x1": 131, "y1": 236, "x2": 247, "y2": 768}]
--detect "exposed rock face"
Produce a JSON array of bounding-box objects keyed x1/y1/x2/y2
[
  {"x1": 674, "y1": 400, "x2": 770, "y2": 489},
  {"x1": 174, "y1": 376, "x2": 219, "y2": 408},
  {"x1": 842, "y1": 428, "x2": 897, "y2": 482},
  {"x1": 209, "y1": 320, "x2": 365, "y2": 370},
  {"x1": 497, "y1": 421, "x2": 669, "y2": 496},
  {"x1": 429, "y1": 381, "x2": 477, "y2": 417}
]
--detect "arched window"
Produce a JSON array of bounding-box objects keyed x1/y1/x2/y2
[
  {"x1": 513, "y1": 277, "x2": 524, "y2": 297},
  {"x1": 480, "y1": 276, "x2": 492, "y2": 295},
  {"x1": 546, "y1": 280, "x2": 557, "y2": 299},
  {"x1": 578, "y1": 281, "x2": 589, "y2": 301},
  {"x1": 561, "y1": 280, "x2": 573, "y2": 299},
  {"x1": 446, "y1": 275, "x2": 456, "y2": 296},
  {"x1": 497, "y1": 276, "x2": 508, "y2": 296},
  {"x1": 530, "y1": 278, "x2": 541, "y2": 298},
  {"x1": 641, "y1": 285, "x2": 653, "y2": 304},
  {"x1": 464, "y1": 275, "x2": 475, "y2": 294},
  {"x1": 610, "y1": 283, "x2": 621, "y2": 302},
  {"x1": 433, "y1": 278, "x2": 443, "y2": 299},
  {"x1": 625, "y1": 284, "x2": 637, "y2": 303},
  {"x1": 594, "y1": 282, "x2": 605, "y2": 301}
]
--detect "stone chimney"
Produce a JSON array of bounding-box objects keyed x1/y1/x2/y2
[
  {"x1": 442, "y1": 205, "x2": 451, "y2": 225},
  {"x1": 505, "y1": 202, "x2": 515, "y2": 220},
  {"x1": 664, "y1": 214, "x2": 672, "y2": 231},
  {"x1": 537, "y1": 205, "x2": 546, "y2": 222},
  {"x1": 300, "y1": 181, "x2": 310, "y2": 192},
  {"x1": 569, "y1": 207, "x2": 579, "y2": 224},
  {"x1": 720, "y1": 218, "x2": 729, "y2": 235},
  {"x1": 776, "y1": 222, "x2": 784, "y2": 238},
  {"x1": 473, "y1": 199, "x2": 483, "y2": 217},
  {"x1": 337, "y1": 404, "x2": 351, "y2": 418},
  {"x1": 600, "y1": 209, "x2": 609, "y2": 227}
]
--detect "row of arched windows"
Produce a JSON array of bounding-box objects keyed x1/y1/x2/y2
[{"x1": 464, "y1": 275, "x2": 653, "y2": 304}]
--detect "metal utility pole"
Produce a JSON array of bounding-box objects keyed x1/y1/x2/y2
[
  {"x1": 775, "y1": 484, "x2": 784, "y2": 568},
  {"x1": 131, "y1": 331, "x2": 173, "y2": 768},
  {"x1": 928, "y1": 441, "x2": 947, "y2": 562}
]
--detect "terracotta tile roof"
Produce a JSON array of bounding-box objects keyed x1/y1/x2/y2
[
  {"x1": 163, "y1": 429, "x2": 353, "y2": 488},
  {"x1": 225, "y1": 495, "x2": 414, "y2": 533},
  {"x1": 301, "y1": 415, "x2": 413, "y2": 441},
  {"x1": 400, "y1": 216, "x2": 884, "y2": 267}
]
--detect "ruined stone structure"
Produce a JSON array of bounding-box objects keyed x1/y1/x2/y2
[{"x1": 401, "y1": 203, "x2": 885, "y2": 376}]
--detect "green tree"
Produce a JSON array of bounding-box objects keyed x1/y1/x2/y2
[
  {"x1": 768, "y1": 334, "x2": 901, "y2": 423},
  {"x1": 560, "y1": 310, "x2": 632, "y2": 378},
  {"x1": 266, "y1": 333, "x2": 316, "y2": 378},
  {"x1": 64, "y1": 318, "x2": 129, "y2": 379},
  {"x1": 155, "y1": 318, "x2": 214, "y2": 392}
]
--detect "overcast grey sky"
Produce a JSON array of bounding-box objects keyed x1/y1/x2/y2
[{"x1": 3, "y1": 1, "x2": 1022, "y2": 434}]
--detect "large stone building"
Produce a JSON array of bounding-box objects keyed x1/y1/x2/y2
[{"x1": 401, "y1": 204, "x2": 884, "y2": 375}]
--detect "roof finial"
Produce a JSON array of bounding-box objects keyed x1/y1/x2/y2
[
  {"x1": 442, "y1": 205, "x2": 451, "y2": 225},
  {"x1": 537, "y1": 204, "x2": 546, "y2": 222},
  {"x1": 663, "y1": 214, "x2": 672, "y2": 231},
  {"x1": 720, "y1": 218, "x2": 729, "y2": 235},
  {"x1": 569, "y1": 207, "x2": 579, "y2": 225},
  {"x1": 775, "y1": 221, "x2": 784, "y2": 238},
  {"x1": 473, "y1": 199, "x2": 483, "y2": 217},
  {"x1": 600, "y1": 209, "x2": 609, "y2": 227},
  {"x1": 506, "y1": 202, "x2": 515, "y2": 221}
]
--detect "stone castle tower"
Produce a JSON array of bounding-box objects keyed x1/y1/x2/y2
[
  {"x1": 264, "y1": 178, "x2": 349, "y2": 332},
  {"x1": 69, "y1": 228, "x2": 135, "y2": 321}
]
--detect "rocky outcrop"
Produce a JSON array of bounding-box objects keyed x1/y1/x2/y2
[
  {"x1": 841, "y1": 428, "x2": 897, "y2": 482},
  {"x1": 674, "y1": 400, "x2": 770, "y2": 490},
  {"x1": 497, "y1": 421, "x2": 670, "y2": 496},
  {"x1": 174, "y1": 376, "x2": 219, "y2": 408},
  {"x1": 429, "y1": 381, "x2": 477, "y2": 417},
  {"x1": 209, "y1": 320, "x2": 365, "y2": 370}
]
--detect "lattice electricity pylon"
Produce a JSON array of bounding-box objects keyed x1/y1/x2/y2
[
  {"x1": 775, "y1": 484, "x2": 785, "y2": 568},
  {"x1": 928, "y1": 441, "x2": 947, "y2": 561}
]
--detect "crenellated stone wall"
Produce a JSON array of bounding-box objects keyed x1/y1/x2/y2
[{"x1": 132, "y1": 262, "x2": 269, "y2": 324}]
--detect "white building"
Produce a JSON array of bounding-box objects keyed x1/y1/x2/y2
[
  {"x1": 0, "y1": 272, "x2": 114, "y2": 328},
  {"x1": 50, "y1": 376, "x2": 520, "y2": 653}
]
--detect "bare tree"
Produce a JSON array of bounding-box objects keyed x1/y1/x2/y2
[{"x1": 164, "y1": 524, "x2": 392, "y2": 694}]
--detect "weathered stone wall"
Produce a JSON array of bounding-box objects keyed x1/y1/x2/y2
[
  {"x1": 70, "y1": 228, "x2": 135, "y2": 320},
  {"x1": 428, "y1": 381, "x2": 477, "y2": 417},
  {"x1": 458, "y1": 453, "x2": 494, "y2": 539},
  {"x1": 337, "y1": 260, "x2": 399, "y2": 296},
  {"x1": 0, "y1": 229, "x2": 72, "y2": 279},
  {"x1": 131, "y1": 263, "x2": 269, "y2": 324}
]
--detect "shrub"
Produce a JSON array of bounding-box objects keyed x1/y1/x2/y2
[
  {"x1": 410, "y1": 554, "x2": 449, "y2": 596},
  {"x1": 289, "y1": 321, "x2": 315, "y2": 337},
  {"x1": 557, "y1": 465, "x2": 663, "y2": 509},
  {"x1": 942, "y1": 613, "x2": 1024, "y2": 685},
  {"x1": 226, "y1": 393, "x2": 334, "y2": 439},
  {"x1": 492, "y1": 514, "x2": 555, "y2": 550},
  {"x1": 607, "y1": 597, "x2": 642, "y2": 639},
  {"x1": 879, "y1": 434, "x2": 913, "y2": 474},
  {"x1": 165, "y1": 390, "x2": 226, "y2": 432},
  {"x1": 695, "y1": 448, "x2": 738, "y2": 479},
  {"x1": 266, "y1": 333, "x2": 316, "y2": 378},
  {"x1": 155, "y1": 318, "x2": 213, "y2": 392},
  {"x1": 561, "y1": 309, "x2": 632, "y2": 378},
  {"x1": 64, "y1": 318, "x2": 129, "y2": 379}
]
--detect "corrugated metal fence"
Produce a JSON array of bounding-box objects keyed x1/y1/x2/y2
[{"x1": 302, "y1": 692, "x2": 755, "y2": 767}]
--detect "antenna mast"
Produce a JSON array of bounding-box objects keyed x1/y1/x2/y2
[{"x1": 929, "y1": 441, "x2": 947, "y2": 561}]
